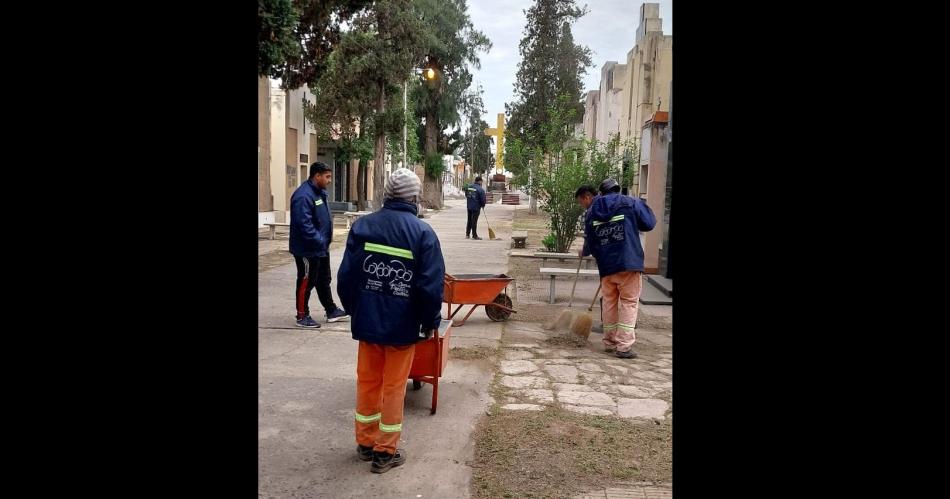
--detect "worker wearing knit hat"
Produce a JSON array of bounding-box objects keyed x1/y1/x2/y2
[
  {"x1": 337, "y1": 165, "x2": 445, "y2": 474},
  {"x1": 385, "y1": 168, "x2": 421, "y2": 201}
]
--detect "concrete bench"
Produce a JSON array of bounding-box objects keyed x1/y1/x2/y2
[
  {"x1": 511, "y1": 230, "x2": 528, "y2": 248},
  {"x1": 534, "y1": 252, "x2": 593, "y2": 269},
  {"x1": 343, "y1": 211, "x2": 372, "y2": 229},
  {"x1": 539, "y1": 267, "x2": 600, "y2": 304},
  {"x1": 263, "y1": 222, "x2": 290, "y2": 240}
]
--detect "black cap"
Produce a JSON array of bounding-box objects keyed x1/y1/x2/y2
[{"x1": 599, "y1": 178, "x2": 621, "y2": 194}]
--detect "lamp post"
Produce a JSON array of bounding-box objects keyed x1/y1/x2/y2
[{"x1": 402, "y1": 67, "x2": 439, "y2": 170}]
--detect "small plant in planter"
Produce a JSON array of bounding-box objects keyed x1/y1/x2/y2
[{"x1": 541, "y1": 233, "x2": 556, "y2": 252}]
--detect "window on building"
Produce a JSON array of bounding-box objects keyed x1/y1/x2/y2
[{"x1": 287, "y1": 165, "x2": 297, "y2": 189}]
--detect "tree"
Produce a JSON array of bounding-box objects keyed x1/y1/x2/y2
[
  {"x1": 258, "y1": 0, "x2": 299, "y2": 78},
  {"x1": 258, "y1": 0, "x2": 372, "y2": 88},
  {"x1": 303, "y1": 0, "x2": 426, "y2": 209},
  {"x1": 303, "y1": 28, "x2": 377, "y2": 210},
  {"x1": 459, "y1": 86, "x2": 494, "y2": 178},
  {"x1": 517, "y1": 103, "x2": 635, "y2": 253},
  {"x1": 412, "y1": 0, "x2": 491, "y2": 208},
  {"x1": 554, "y1": 21, "x2": 589, "y2": 121},
  {"x1": 354, "y1": 0, "x2": 428, "y2": 206},
  {"x1": 504, "y1": 0, "x2": 591, "y2": 177}
]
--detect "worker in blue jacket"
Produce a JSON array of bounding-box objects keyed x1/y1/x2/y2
[
  {"x1": 337, "y1": 168, "x2": 446, "y2": 473},
  {"x1": 580, "y1": 178, "x2": 656, "y2": 359},
  {"x1": 289, "y1": 162, "x2": 350, "y2": 328},
  {"x1": 464, "y1": 176, "x2": 487, "y2": 239}
]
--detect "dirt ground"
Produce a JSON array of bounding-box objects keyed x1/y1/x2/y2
[
  {"x1": 471, "y1": 408, "x2": 672, "y2": 498},
  {"x1": 449, "y1": 345, "x2": 500, "y2": 360}
]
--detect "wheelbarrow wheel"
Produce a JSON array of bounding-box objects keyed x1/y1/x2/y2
[{"x1": 486, "y1": 293, "x2": 513, "y2": 322}]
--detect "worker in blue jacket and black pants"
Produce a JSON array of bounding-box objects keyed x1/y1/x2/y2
[
  {"x1": 337, "y1": 168, "x2": 446, "y2": 473},
  {"x1": 289, "y1": 162, "x2": 350, "y2": 328},
  {"x1": 464, "y1": 176, "x2": 486, "y2": 239}
]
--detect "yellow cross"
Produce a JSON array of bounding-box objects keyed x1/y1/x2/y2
[{"x1": 483, "y1": 113, "x2": 505, "y2": 173}]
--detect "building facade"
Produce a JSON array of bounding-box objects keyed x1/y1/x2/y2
[
  {"x1": 259, "y1": 78, "x2": 381, "y2": 227},
  {"x1": 618, "y1": 3, "x2": 672, "y2": 146}
]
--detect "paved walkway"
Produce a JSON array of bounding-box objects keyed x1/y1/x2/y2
[
  {"x1": 496, "y1": 322, "x2": 672, "y2": 419},
  {"x1": 575, "y1": 485, "x2": 673, "y2": 498}
]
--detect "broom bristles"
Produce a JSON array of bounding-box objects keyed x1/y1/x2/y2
[
  {"x1": 543, "y1": 309, "x2": 575, "y2": 331},
  {"x1": 570, "y1": 312, "x2": 593, "y2": 340}
]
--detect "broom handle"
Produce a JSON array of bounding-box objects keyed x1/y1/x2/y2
[
  {"x1": 588, "y1": 282, "x2": 602, "y2": 311},
  {"x1": 567, "y1": 257, "x2": 584, "y2": 307}
]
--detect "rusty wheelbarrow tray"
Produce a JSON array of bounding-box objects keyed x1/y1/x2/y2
[
  {"x1": 442, "y1": 273, "x2": 516, "y2": 327},
  {"x1": 408, "y1": 319, "x2": 453, "y2": 414}
]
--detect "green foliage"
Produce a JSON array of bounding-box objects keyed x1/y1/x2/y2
[
  {"x1": 516, "y1": 101, "x2": 636, "y2": 253},
  {"x1": 424, "y1": 152, "x2": 445, "y2": 178},
  {"x1": 258, "y1": 0, "x2": 372, "y2": 88},
  {"x1": 336, "y1": 135, "x2": 374, "y2": 163},
  {"x1": 258, "y1": 0, "x2": 300, "y2": 78}
]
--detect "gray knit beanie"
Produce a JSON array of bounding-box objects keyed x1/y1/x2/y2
[{"x1": 385, "y1": 168, "x2": 421, "y2": 201}]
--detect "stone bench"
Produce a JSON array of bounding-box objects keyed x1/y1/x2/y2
[
  {"x1": 539, "y1": 267, "x2": 600, "y2": 304},
  {"x1": 263, "y1": 222, "x2": 290, "y2": 240},
  {"x1": 511, "y1": 231, "x2": 528, "y2": 248},
  {"x1": 533, "y1": 252, "x2": 593, "y2": 269}
]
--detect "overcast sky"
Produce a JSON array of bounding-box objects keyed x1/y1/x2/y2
[{"x1": 466, "y1": 0, "x2": 672, "y2": 137}]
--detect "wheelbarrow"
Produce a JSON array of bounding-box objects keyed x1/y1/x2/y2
[
  {"x1": 442, "y1": 273, "x2": 517, "y2": 327},
  {"x1": 408, "y1": 319, "x2": 453, "y2": 415}
]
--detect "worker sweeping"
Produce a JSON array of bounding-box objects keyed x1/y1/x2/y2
[
  {"x1": 464, "y1": 176, "x2": 487, "y2": 240},
  {"x1": 337, "y1": 168, "x2": 446, "y2": 473},
  {"x1": 579, "y1": 179, "x2": 656, "y2": 359}
]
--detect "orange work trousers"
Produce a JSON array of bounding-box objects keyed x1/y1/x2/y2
[
  {"x1": 354, "y1": 340, "x2": 416, "y2": 455},
  {"x1": 600, "y1": 270, "x2": 642, "y2": 353}
]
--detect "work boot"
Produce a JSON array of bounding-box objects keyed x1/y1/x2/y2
[
  {"x1": 371, "y1": 449, "x2": 406, "y2": 473},
  {"x1": 295, "y1": 316, "x2": 320, "y2": 328},
  {"x1": 615, "y1": 349, "x2": 638, "y2": 359},
  {"x1": 356, "y1": 445, "x2": 374, "y2": 462},
  {"x1": 472, "y1": 235, "x2": 482, "y2": 240}
]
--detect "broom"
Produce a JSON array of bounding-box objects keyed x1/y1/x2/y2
[
  {"x1": 482, "y1": 207, "x2": 497, "y2": 240},
  {"x1": 569, "y1": 280, "x2": 601, "y2": 340},
  {"x1": 543, "y1": 257, "x2": 584, "y2": 331}
]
